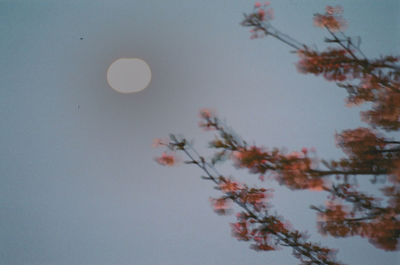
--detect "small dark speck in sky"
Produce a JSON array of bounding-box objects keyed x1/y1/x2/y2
[{"x1": 80, "y1": 37, "x2": 84, "y2": 40}]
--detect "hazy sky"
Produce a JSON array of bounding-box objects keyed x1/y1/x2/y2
[{"x1": 1, "y1": 1, "x2": 399, "y2": 264}]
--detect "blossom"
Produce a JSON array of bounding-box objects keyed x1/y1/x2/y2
[
  {"x1": 219, "y1": 179, "x2": 241, "y2": 193},
  {"x1": 237, "y1": 187, "x2": 271, "y2": 211},
  {"x1": 252, "y1": 2, "x2": 274, "y2": 22},
  {"x1": 210, "y1": 198, "x2": 231, "y2": 215},
  {"x1": 313, "y1": 6, "x2": 346, "y2": 32},
  {"x1": 258, "y1": 9, "x2": 265, "y2": 19},
  {"x1": 199, "y1": 108, "x2": 214, "y2": 119},
  {"x1": 231, "y1": 146, "x2": 268, "y2": 171},
  {"x1": 255, "y1": 6, "x2": 273, "y2": 21},
  {"x1": 287, "y1": 151, "x2": 303, "y2": 159},
  {"x1": 155, "y1": 152, "x2": 178, "y2": 166},
  {"x1": 231, "y1": 221, "x2": 250, "y2": 241},
  {"x1": 308, "y1": 185, "x2": 325, "y2": 191},
  {"x1": 326, "y1": 5, "x2": 343, "y2": 15},
  {"x1": 251, "y1": 231, "x2": 275, "y2": 251},
  {"x1": 152, "y1": 138, "x2": 168, "y2": 148}
]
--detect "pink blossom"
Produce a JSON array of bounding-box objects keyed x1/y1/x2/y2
[
  {"x1": 301, "y1": 147, "x2": 308, "y2": 154},
  {"x1": 231, "y1": 221, "x2": 250, "y2": 240},
  {"x1": 254, "y1": 2, "x2": 261, "y2": 8},
  {"x1": 308, "y1": 185, "x2": 325, "y2": 191},
  {"x1": 326, "y1": 5, "x2": 343, "y2": 15},
  {"x1": 152, "y1": 138, "x2": 168, "y2": 148},
  {"x1": 219, "y1": 180, "x2": 241, "y2": 193},
  {"x1": 199, "y1": 108, "x2": 214, "y2": 119},
  {"x1": 155, "y1": 152, "x2": 177, "y2": 166},
  {"x1": 258, "y1": 9, "x2": 265, "y2": 19},
  {"x1": 210, "y1": 198, "x2": 231, "y2": 215},
  {"x1": 313, "y1": 6, "x2": 346, "y2": 32},
  {"x1": 287, "y1": 151, "x2": 302, "y2": 159},
  {"x1": 232, "y1": 150, "x2": 242, "y2": 159}
]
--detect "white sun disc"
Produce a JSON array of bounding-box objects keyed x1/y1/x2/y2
[{"x1": 107, "y1": 58, "x2": 151, "y2": 93}]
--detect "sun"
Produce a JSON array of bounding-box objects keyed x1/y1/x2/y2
[{"x1": 107, "y1": 58, "x2": 151, "y2": 94}]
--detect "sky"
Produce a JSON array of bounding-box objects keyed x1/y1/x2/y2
[{"x1": 1, "y1": 0, "x2": 399, "y2": 264}]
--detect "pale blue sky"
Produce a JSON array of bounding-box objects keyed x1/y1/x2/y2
[{"x1": 1, "y1": 1, "x2": 399, "y2": 264}]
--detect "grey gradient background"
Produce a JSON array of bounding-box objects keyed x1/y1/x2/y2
[{"x1": 1, "y1": 0, "x2": 399, "y2": 264}]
